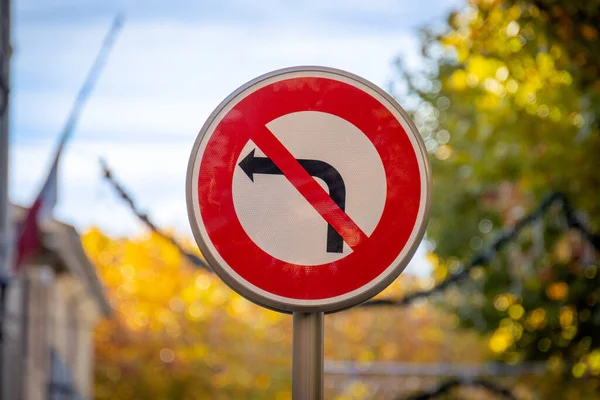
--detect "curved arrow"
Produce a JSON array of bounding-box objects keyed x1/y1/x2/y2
[{"x1": 239, "y1": 149, "x2": 346, "y2": 253}]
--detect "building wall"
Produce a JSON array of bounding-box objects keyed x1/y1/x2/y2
[
  {"x1": 52, "y1": 275, "x2": 96, "y2": 399},
  {"x1": 3, "y1": 276, "x2": 25, "y2": 400},
  {"x1": 24, "y1": 266, "x2": 52, "y2": 400},
  {"x1": 2, "y1": 265, "x2": 100, "y2": 400}
]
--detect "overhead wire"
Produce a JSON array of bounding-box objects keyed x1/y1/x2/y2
[
  {"x1": 362, "y1": 191, "x2": 599, "y2": 307},
  {"x1": 99, "y1": 165, "x2": 598, "y2": 307},
  {"x1": 99, "y1": 159, "x2": 211, "y2": 271}
]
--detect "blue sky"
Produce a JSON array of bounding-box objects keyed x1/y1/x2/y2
[{"x1": 10, "y1": 0, "x2": 463, "y2": 274}]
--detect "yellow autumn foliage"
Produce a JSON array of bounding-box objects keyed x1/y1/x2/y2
[{"x1": 83, "y1": 228, "x2": 487, "y2": 399}]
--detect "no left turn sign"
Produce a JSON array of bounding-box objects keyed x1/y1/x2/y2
[{"x1": 187, "y1": 66, "x2": 431, "y2": 313}]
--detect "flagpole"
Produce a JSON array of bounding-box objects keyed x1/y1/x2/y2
[
  {"x1": 0, "y1": 0, "x2": 10, "y2": 278},
  {"x1": 0, "y1": 0, "x2": 11, "y2": 398},
  {"x1": 53, "y1": 14, "x2": 124, "y2": 160}
]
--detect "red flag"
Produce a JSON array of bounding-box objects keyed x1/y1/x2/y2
[{"x1": 14, "y1": 156, "x2": 58, "y2": 272}]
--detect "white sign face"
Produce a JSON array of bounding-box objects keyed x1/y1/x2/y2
[
  {"x1": 187, "y1": 66, "x2": 431, "y2": 313},
  {"x1": 232, "y1": 111, "x2": 387, "y2": 266}
]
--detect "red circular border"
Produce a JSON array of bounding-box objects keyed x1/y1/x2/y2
[{"x1": 196, "y1": 76, "x2": 421, "y2": 300}]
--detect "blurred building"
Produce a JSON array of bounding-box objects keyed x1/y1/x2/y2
[{"x1": 1, "y1": 205, "x2": 111, "y2": 400}]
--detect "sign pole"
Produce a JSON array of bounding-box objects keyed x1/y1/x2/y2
[{"x1": 292, "y1": 311, "x2": 324, "y2": 400}]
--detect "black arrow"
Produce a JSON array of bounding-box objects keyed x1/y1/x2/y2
[{"x1": 239, "y1": 149, "x2": 346, "y2": 253}]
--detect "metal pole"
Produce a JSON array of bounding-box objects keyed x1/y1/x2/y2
[
  {"x1": 0, "y1": 0, "x2": 11, "y2": 399},
  {"x1": 0, "y1": 0, "x2": 10, "y2": 275},
  {"x1": 292, "y1": 312, "x2": 324, "y2": 400}
]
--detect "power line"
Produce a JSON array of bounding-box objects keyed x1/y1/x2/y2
[
  {"x1": 99, "y1": 160, "x2": 211, "y2": 271},
  {"x1": 362, "y1": 191, "x2": 599, "y2": 308},
  {"x1": 100, "y1": 161, "x2": 598, "y2": 309},
  {"x1": 55, "y1": 14, "x2": 124, "y2": 156}
]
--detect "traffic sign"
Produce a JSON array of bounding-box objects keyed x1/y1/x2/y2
[{"x1": 186, "y1": 66, "x2": 431, "y2": 313}]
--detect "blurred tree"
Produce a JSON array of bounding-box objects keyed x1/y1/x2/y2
[
  {"x1": 85, "y1": 228, "x2": 294, "y2": 400},
  {"x1": 393, "y1": 0, "x2": 599, "y2": 397},
  {"x1": 84, "y1": 228, "x2": 490, "y2": 399}
]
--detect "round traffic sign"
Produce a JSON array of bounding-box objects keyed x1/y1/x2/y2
[{"x1": 187, "y1": 66, "x2": 431, "y2": 313}]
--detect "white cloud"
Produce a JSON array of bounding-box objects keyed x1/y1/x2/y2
[{"x1": 14, "y1": 22, "x2": 420, "y2": 142}]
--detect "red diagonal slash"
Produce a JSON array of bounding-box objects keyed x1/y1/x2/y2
[{"x1": 250, "y1": 126, "x2": 368, "y2": 250}]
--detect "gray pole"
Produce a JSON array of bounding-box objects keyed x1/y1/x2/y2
[
  {"x1": 0, "y1": 0, "x2": 10, "y2": 277},
  {"x1": 292, "y1": 312, "x2": 324, "y2": 400},
  {"x1": 0, "y1": 0, "x2": 11, "y2": 399}
]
